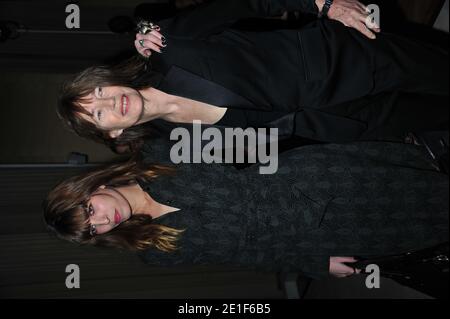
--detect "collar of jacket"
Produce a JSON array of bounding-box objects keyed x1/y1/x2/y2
[
  {"x1": 156, "y1": 65, "x2": 258, "y2": 111},
  {"x1": 145, "y1": 65, "x2": 296, "y2": 138}
]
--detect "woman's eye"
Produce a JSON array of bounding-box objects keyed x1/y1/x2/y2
[
  {"x1": 95, "y1": 87, "x2": 103, "y2": 98},
  {"x1": 96, "y1": 110, "x2": 102, "y2": 121},
  {"x1": 88, "y1": 204, "x2": 95, "y2": 216}
]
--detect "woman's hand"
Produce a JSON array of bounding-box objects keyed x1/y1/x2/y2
[
  {"x1": 316, "y1": 0, "x2": 381, "y2": 39},
  {"x1": 135, "y1": 30, "x2": 166, "y2": 58},
  {"x1": 329, "y1": 257, "x2": 361, "y2": 278}
]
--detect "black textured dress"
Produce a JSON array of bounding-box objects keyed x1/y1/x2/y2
[{"x1": 137, "y1": 141, "x2": 449, "y2": 279}]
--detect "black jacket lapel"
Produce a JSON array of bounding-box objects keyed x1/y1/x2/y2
[{"x1": 158, "y1": 66, "x2": 257, "y2": 110}]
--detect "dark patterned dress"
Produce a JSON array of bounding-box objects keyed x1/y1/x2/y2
[{"x1": 138, "y1": 141, "x2": 448, "y2": 278}]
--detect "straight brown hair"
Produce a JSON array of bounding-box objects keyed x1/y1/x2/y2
[{"x1": 43, "y1": 158, "x2": 183, "y2": 252}]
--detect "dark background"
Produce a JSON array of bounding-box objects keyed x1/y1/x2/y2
[{"x1": 0, "y1": 0, "x2": 447, "y2": 298}]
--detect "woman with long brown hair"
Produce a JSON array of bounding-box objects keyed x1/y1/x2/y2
[
  {"x1": 43, "y1": 159, "x2": 181, "y2": 251},
  {"x1": 43, "y1": 141, "x2": 449, "y2": 279}
]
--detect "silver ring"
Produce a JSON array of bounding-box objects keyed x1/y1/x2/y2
[{"x1": 137, "y1": 20, "x2": 160, "y2": 35}]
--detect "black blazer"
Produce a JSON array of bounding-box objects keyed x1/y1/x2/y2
[
  {"x1": 140, "y1": 0, "x2": 447, "y2": 143},
  {"x1": 136, "y1": 0, "x2": 381, "y2": 143}
]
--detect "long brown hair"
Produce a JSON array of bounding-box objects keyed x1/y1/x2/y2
[
  {"x1": 43, "y1": 159, "x2": 183, "y2": 252},
  {"x1": 58, "y1": 55, "x2": 161, "y2": 152}
]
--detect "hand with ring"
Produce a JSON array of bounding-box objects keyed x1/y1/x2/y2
[
  {"x1": 135, "y1": 21, "x2": 167, "y2": 57},
  {"x1": 316, "y1": 0, "x2": 381, "y2": 39}
]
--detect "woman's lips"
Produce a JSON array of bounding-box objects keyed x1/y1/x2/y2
[
  {"x1": 121, "y1": 95, "x2": 129, "y2": 116},
  {"x1": 114, "y1": 209, "x2": 122, "y2": 224}
]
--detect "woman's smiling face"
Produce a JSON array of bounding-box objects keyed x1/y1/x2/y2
[{"x1": 78, "y1": 86, "x2": 145, "y2": 138}]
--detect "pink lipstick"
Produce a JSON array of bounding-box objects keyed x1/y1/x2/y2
[
  {"x1": 114, "y1": 209, "x2": 122, "y2": 224},
  {"x1": 121, "y1": 95, "x2": 129, "y2": 116}
]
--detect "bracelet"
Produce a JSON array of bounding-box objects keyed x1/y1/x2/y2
[{"x1": 318, "y1": 0, "x2": 334, "y2": 18}]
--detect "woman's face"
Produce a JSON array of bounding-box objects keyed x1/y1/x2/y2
[
  {"x1": 78, "y1": 86, "x2": 144, "y2": 138},
  {"x1": 87, "y1": 186, "x2": 132, "y2": 235}
]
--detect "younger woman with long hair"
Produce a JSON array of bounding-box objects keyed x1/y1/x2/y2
[{"x1": 43, "y1": 141, "x2": 449, "y2": 279}]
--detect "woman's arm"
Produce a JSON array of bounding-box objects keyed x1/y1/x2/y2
[
  {"x1": 135, "y1": 0, "x2": 319, "y2": 56},
  {"x1": 135, "y1": 0, "x2": 379, "y2": 56},
  {"x1": 157, "y1": 0, "x2": 319, "y2": 39},
  {"x1": 135, "y1": 0, "x2": 208, "y2": 21},
  {"x1": 160, "y1": 0, "x2": 379, "y2": 39}
]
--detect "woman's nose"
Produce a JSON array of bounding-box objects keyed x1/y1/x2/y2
[
  {"x1": 91, "y1": 215, "x2": 110, "y2": 226},
  {"x1": 99, "y1": 97, "x2": 116, "y2": 110}
]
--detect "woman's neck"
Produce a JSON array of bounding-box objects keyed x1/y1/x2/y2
[
  {"x1": 116, "y1": 183, "x2": 177, "y2": 219},
  {"x1": 136, "y1": 87, "x2": 227, "y2": 125},
  {"x1": 137, "y1": 87, "x2": 180, "y2": 124}
]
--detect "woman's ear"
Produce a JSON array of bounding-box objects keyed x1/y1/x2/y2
[{"x1": 109, "y1": 129, "x2": 124, "y2": 138}]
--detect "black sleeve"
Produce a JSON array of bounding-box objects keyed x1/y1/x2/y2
[
  {"x1": 134, "y1": 1, "x2": 178, "y2": 21},
  {"x1": 160, "y1": 0, "x2": 319, "y2": 39}
]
